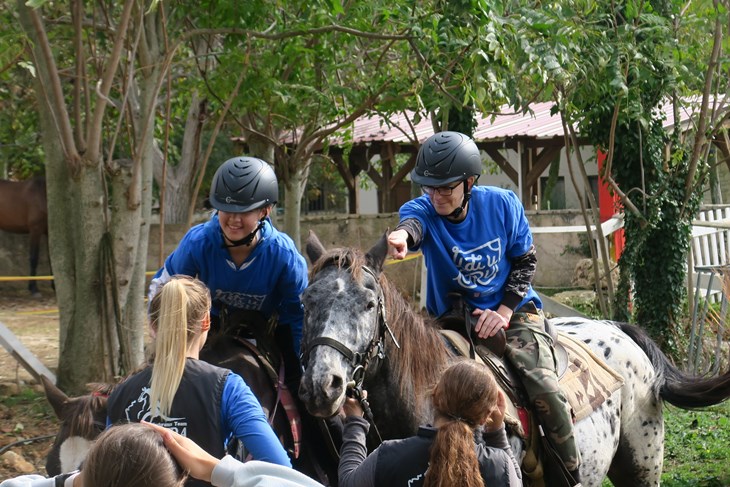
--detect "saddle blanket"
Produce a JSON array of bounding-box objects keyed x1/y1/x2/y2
[{"x1": 556, "y1": 331, "x2": 624, "y2": 422}]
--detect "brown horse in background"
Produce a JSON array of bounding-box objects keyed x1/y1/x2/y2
[{"x1": 0, "y1": 177, "x2": 49, "y2": 296}]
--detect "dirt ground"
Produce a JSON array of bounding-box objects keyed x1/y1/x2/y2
[{"x1": 0, "y1": 287, "x2": 60, "y2": 481}]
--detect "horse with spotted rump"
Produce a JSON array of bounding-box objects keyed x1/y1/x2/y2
[{"x1": 298, "y1": 232, "x2": 730, "y2": 487}]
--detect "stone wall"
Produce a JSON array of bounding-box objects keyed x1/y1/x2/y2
[{"x1": 0, "y1": 211, "x2": 588, "y2": 296}]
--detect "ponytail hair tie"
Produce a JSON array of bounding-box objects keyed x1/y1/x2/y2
[{"x1": 447, "y1": 413, "x2": 475, "y2": 427}]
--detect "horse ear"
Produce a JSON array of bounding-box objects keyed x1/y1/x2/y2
[
  {"x1": 41, "y1": 375, "x2": 69, "y2": 420},
  {"x1": 365, "y1": 230, "x2": 389, "y2": 273},
  {"x1": 305, "y1": 231, "x2": 326, "y2": 264}
]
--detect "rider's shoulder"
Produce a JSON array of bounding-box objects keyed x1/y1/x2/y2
[{"x1": 180, "y1": 219, "x2": 218, "y2": 245}]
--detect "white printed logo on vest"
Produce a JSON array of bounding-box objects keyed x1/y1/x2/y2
[{"x1": 124, "y1": 386, "x2": 188, "y2": 436}]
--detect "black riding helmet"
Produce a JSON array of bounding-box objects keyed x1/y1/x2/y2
[
  {"x1": 411, "y1": 131, "x2": 482, "y2": 186},
  {"x1": 209, "y1": 157, "x2": 278, "y2": 213}
]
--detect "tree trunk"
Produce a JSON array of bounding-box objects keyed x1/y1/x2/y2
[
  {"x1": 283, "y1": 168, "x2": 305, "y2": 248},
  {"x1": 154, "y1": 92, "x2": 207, "y2": 224},
  {"x1": 18, "y1": 0, "x2": 155, "y2": 392}
]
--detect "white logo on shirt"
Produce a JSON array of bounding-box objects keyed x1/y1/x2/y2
[
  {"x1": 215, "y1": 290, "x2": 266, "y2": 311},
  {"x1": 451, "y1": 238, "x2": 501, "y2": 289}
]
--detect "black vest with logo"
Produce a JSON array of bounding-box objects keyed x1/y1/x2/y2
[
  {"x1": 107, "y1": 358, "x2": 229, "y2": 486},
  {"x1": 373, "y1": 426, "x2": 514, "y2": 486}
]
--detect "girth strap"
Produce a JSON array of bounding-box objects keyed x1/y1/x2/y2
[{"x1": 233, "y1": 336, "x2": 303, "y2": 458}]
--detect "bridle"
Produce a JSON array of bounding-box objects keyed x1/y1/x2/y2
[
  {"x1": 300, "y1": 265, "x2": 399, "y2": 389},
  {"x1": 300, "y1": 263, "x2": 399, "y2": 446}
]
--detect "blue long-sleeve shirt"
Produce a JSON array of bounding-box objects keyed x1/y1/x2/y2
[{"x1": 148, "y1": 215, "x2": 306, "y2": 356}]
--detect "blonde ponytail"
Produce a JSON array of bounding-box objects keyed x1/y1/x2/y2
[{"x1": 148, "y1": 276, "x2": 211, "y2": 418}]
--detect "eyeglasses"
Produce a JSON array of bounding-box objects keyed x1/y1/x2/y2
[{"x1": 421, "y1": 182, "x2": 461, "y2": 196}]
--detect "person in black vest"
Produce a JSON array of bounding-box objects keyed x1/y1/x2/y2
[
  {"x1": 107, "y1": 276, "x2": 290, "y2": 487},
  {"x1": 1, "y1": 423, "x2": 185, "y2": 487},
  {"x1": 338, "y1": 360, "x2": 522, "y2": 487}
]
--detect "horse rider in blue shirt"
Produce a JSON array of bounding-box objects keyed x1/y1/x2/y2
[
  {"x1": 387, "y1": 131, "x2": 581, "y2": 486},
  {"x1": 149, "y1": 156, "x2": 307, "y2": 390}
]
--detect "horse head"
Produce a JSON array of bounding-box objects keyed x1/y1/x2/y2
[
  {"x1": 299, "y1": 231, "x2": 391, "y2": 419},
  {"x1": 299, "y1": 232, "x2": 450, "y2": 440},
  {"x1": 41, "y1": 375, "x2": 110, "y2": 475}
]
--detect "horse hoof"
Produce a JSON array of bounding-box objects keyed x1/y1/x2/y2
[{"x1": 31, "y1": 292, "x2": 42, "y2": 299}]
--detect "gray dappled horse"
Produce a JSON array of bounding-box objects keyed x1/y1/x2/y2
[{"x1": 298, "y1": 232, "x2": 730, "y2": 487}]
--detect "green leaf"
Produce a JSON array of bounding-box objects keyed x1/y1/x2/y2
[
  {"x1": 24, "y1": 0, "x2": 48, "y2": 8},
  {"x1": 18, "y1": 61, "x2": 36, "y2": 78},
  {"x1": 329, "y1": 0, "x2": 345, "y2": 15}
]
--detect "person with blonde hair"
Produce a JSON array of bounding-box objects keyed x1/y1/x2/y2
[
  {"x1": 338, "y1": 360, "x2": 521, "y2": 487},
  {"x1": 1, "y1": 423, "x2": 185, "y2": 487},
  {"x1": 107, "y1": 276, "x2": 290, "y2": 487}
]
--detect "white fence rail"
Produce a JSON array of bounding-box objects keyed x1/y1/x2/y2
[{"x1": 687, "y1": 205, "x2": 730, "y2": 375}]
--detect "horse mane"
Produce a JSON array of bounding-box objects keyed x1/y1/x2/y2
[
  {"x1": 380, "y1": 277, "x2": 452, "y2": 398},
  {"x1": 63, "y1": 385, "x2": 110, "y2": 439},
  {"x1": 310, "y1": 246, "x2": 452, "y2": 399}
]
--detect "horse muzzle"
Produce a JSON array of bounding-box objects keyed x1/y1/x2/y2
[{"x1": 299, "y1": 369, "x2": 347, "y2": 418}]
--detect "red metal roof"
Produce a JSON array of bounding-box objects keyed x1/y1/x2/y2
[
  {"x1": 265, "y1": 99, "x2": 703, "y2": 146},
  {"x1": 329, "y1": 100, "x2": 698, "y2": 145}
]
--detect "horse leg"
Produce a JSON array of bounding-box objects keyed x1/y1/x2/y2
[
  {"x1": 28, "y1": 231, "x2": 41, "y2": 297},
  {"x1": 606, "y1": 413, "x2": 664, "y2": 487}
]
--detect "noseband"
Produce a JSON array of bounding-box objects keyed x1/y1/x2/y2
[{"x1": 301, "y1": 265, "x2": 399, "y2": 388}]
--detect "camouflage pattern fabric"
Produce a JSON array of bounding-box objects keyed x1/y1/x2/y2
[{"x1": 506, "y1": 308, "x2": 581, "y2": 472}]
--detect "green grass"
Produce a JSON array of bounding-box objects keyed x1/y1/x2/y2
[
  {"x1": 661, "y1": 402, "x2": 730, "y2": 486},
  {"x1": 0, "y1": 386, "x2": 54, "y2": 425},
  {"x1": 600, "y1": 403, "x2": 730, "y2": 487},
  {"x1": 0, "y1": 386, "x2": 45, "y2": 408}
]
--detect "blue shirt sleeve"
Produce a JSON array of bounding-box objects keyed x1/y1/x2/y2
[
  {"x1": 274, "y1": 249, "x2": 307, "y2": 357},
  {"x1": 219, "y1": 372, "x2": 292, "y2": 467},
  {"x1": 148, "y1": 223, "x2": 207, "y2": 303}
]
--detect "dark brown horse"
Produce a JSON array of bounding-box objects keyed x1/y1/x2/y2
[{"x1": 0, "y1": 177, "x2": 48, "y2": 296}]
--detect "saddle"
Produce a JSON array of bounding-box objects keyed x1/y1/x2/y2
[{"x1": 214, "y1": 308, "x2": 303, "y2": 459}]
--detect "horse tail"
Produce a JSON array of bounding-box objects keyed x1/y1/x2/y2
[{"x1": 618, "y1": 322, "x2": 730, "y2": 408}]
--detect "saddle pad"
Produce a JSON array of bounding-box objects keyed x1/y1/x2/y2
[{"x1": 557, "y1": 331, "x2": 625, "y2": 422}]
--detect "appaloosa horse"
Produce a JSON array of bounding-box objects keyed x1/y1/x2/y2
[
  {"x1": 298, "y1": 232, "x2": 730, "y2": 487},
  {"x1": 0, "y1": 177, "x2": 48, "y2": 296},
  {"x1": 43, "y1": 318, "x2": 338, "y2": 485}
]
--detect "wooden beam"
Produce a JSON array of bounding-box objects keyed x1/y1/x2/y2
[
  {"x1": 390, "y1": 153, "x2": 416, "y2": 190},
  {"x1": 524, "y1": 146, "x2": 561, "y2": 189},
  {"x1": 484, "y1": 147, "x2": 518, "y2": 184},
  {"x1": 0, "y1": 321, "x2": 57, "y2": 384}
]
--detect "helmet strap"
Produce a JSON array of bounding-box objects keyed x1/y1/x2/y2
[
  {"x1": 221, "y1": 218, "x2": 266, "y2": 248},
  {"x1": 447, "y1": 180, "x2": 472, "y2": 220}
]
